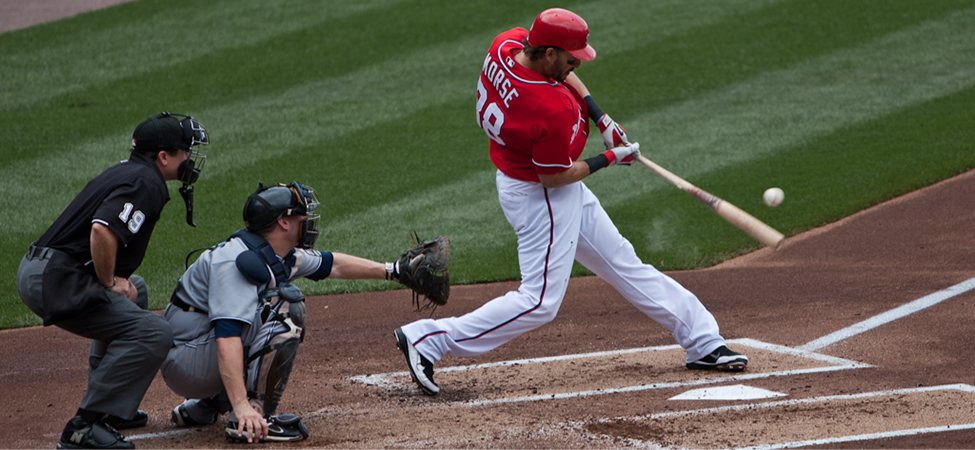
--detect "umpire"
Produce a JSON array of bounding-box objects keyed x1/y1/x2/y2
[{"x1": 16, "y1": 112, "x2": 209, "y2": 449}]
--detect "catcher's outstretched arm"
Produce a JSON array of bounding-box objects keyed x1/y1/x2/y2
[{"x1": 327, "y1": 253, "x2": 388, "y2": 280}]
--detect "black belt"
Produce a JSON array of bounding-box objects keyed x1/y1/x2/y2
[
  {"x1": 170, "y1": 291, "x2": 208, "y2": 314},
  {"x1": 26, "y1": 243, "x2": 54, "y2": 260}
]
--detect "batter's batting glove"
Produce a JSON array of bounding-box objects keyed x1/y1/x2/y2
[
  {"x1": 603, "y1": 142, "x2": 640, "y2": 167},
  {"x1": 597, "y1": 113, "x2": 630, "y2": 151}
]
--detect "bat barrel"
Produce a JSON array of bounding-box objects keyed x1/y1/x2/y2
[{"x1": 634, "y1": 155, "x2": 785, "y2": 250}]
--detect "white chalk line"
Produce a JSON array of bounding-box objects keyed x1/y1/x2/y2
[
  {"x1": 352, "y1": 277, "x2": 975, "y2": 398},
  {"x1": 590, "y1": 384, "x2": 975, "y2": 449},
  {"x1": 799, "y1": 276, "x2": 975, "y2": 351},
  {"x1": 350, "y1": 343, "x2": 681, "y2": 387},
  {"x1": 348, "y1": 338, "x2": 869, "y2": 408},
  {"x1": 340, "y1": 280, "x2": 975, "y2": 446},
  {"x1": 578, "y1": 277, "x2": 975, "y2": 448},
  {"x1": 742, "y1": 423, "x2": 975, "y2": 450},
  {"x1": 603, "y1": 383, "x2": 975, "y2": 422},
  {"x1": 126, "y1": 428, "x2": 197, "y2": 441},
  {"x1": 131, "y1": 281, "x2": 975, "y2": 443}
]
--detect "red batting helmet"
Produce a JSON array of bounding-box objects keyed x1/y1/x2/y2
[{"x1": 527, "y1": 8, "x2": 596, "y2": 61}]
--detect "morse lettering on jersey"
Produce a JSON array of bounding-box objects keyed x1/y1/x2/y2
[{"x1": 481, "y1": 54, "x2": 520, "y2": 109}]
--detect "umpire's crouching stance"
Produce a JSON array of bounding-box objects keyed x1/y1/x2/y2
[{"x1": 17, "y1": 112, "x2": 209, "y2": 449}]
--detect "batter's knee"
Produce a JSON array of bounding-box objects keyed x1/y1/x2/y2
[{"x1": 532, "y1": 301, "x2": 561, "y2": 323}]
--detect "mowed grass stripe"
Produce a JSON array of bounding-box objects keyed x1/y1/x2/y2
[
  {"x1": 309, "y1": 5, "x2": 975, "y2": 289},
  {"x1": 0, "y1": 0, "x2": 777, "y2": 235},
  {"x1": 613, "y1": 85, "x2": 975, "y2": 269},
  {"x1": 1, "y1": 0, "x2": 784, "y2": 321},
  {"x1": 2, "y1": 1, "x2": 973, "y2": 315},
  {"x1": 584, "y1": 5, "x2": 975, "y2": 201},
  {"x1": 0, "y1": 0, "x2": 409, "y2": 111}
]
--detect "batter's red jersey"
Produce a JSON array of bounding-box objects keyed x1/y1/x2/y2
[{"x1": 476, "y1": 28, "x2": 590, "y2": 182}]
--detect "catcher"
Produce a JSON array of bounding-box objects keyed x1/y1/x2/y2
[{"x1": 160, "y1": 181, "x2": 448, "y2": 443}]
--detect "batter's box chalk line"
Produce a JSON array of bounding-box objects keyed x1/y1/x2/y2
[
  {"x1": 349, "y1": 338, "x2": 871, "y2": 406},
  {"x1": 584, "y1": 383, "x2": 975, "y2": 450}
]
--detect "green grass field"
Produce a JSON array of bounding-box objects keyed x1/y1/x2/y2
[{"x1": 2, "y1": 0, "x2": 974, "y2": 329}]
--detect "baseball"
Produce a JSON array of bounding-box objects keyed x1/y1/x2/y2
[{"x1": 763, "y1": 187, "x2": 785, "y2": 207}]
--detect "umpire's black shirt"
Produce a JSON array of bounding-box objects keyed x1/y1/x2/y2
[{"x1": 35, "y1": 152, "x2": 170, "y2": 278}]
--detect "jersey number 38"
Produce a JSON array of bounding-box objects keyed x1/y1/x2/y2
[{"x1": 476, "y1": 79, "x2": 506, "y2": 146}]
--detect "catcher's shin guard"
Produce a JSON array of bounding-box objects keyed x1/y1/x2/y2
[
  {"x1": 248, "y1": 333, "x2": 298, "y2": 416},
  {"x1": 246, "y1": 299, "x2": 305, "y2": 416}
]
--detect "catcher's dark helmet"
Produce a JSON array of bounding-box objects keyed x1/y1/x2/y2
[
  {"x1": 527, "y1": 8, "x2": 596, "y2": 61},
  {"x1": 243, "y1": 182, "x2": 320, "y2": 249}
]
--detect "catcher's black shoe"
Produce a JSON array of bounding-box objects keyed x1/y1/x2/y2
[
  {"x1": 394, "y1": 327, "x2": 440, "y2": 395},
  {"x1": 171, "y1": 403, "x2": 215, "y2": 427},
  {"x1": 103, "y1": 410, "x2": 147, "y2": 430},
  {"x1": 225, "y1": 414, "x2": 309, "y2": 442},
  {"x1": 57, "y1": 416, "x2": 134, "y2": 449},
  {"x1": 686, "y1": 345, "x2": 748, "y2": 371}
]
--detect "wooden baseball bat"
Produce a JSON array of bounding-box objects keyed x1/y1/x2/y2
[{"x1": 634, "y1": 154, "x2": 784, "y2": 250}]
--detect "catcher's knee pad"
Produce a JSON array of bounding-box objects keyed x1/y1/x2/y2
[{"x1": 281, "y1": 296, "x2": 306, "y2": 332}]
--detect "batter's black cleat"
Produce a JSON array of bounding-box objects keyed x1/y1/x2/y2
[
  {"x1": 57, "y1": 416, "x2": 134, "y2": 449},
  {"x1": 686, "y1": 345, "x2": 748, "y2": 371},
  {"x1": 103, "y1": 410, "x2": 147, "y2": 430},
  {"x1": 394, "y1": 327, "x2": 440, "y2": 395},
  {"x1": 225, "y1": 414, "x2": 309, "y2": 442}
]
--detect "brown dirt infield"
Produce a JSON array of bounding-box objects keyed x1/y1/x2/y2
[
  {"x1": 4, "y1": 168, "x2": 975, "y2": 448},
  {"x1": 5, "y1": 5, "x2": 975, "y2": 448}
]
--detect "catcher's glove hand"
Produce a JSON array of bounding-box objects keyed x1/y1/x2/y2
[{"x1": 390, "y1": 233, "x2": 449, "y2": 312}]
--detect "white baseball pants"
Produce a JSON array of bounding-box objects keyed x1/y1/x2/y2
[{"x1": 401, "y1": 170, "x2": 726, "y2": 364}]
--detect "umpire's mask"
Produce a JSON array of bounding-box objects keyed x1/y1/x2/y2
[{"x1": 132, "y1": 112, "x2": 210, "y2": 227}]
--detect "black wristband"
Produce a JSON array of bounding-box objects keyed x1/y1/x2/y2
[
  {"x1": 584, "y1": 95, "x2": 605, "y2": 122},
  {"x1": 583, "y1": 153, "x2": 609, "y2": 174}
]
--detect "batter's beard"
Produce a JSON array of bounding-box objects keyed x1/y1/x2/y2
[{"x1": 554, "y1": 68, "x2": 573, "y2": 83}]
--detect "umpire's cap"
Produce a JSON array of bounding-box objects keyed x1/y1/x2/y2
[{"x1": 132, "y1": 112, "x2": 209, "y2": 152}]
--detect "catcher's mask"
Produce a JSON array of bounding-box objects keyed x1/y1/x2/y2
[
  {"x1": 243, "y1": 182, "x2": 320, "y2": 249},
  {"x1": 132, "y1": 112, "x2": 209, "y2": 226}
]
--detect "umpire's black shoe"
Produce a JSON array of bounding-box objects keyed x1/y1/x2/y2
[
  {"x1": 394, "y1": 327, "x2": 440, "y2": 395},
  {"x1": 686, "y1": 345, "x2": 748, "y2": 371},
  {"x1": 103, "y1": 410, "x2": 147, "y2": 430},
  {"x1": 57, "y1": 416, "x2": 135, "y2": 449}
]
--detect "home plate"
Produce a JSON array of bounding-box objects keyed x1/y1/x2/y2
[{"x1": 669, "y1": 384, "x2": 786, "y2": 401}]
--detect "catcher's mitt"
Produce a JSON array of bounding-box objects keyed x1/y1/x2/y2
[{"x1": 394, "y1": 233, "x2": 449, "y2": 312}]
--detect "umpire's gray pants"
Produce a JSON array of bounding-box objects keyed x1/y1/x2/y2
[{"x1": 17, "y1": 254, "x2": 173, "y2": 421}]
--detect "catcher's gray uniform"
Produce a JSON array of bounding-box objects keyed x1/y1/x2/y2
[{"x1": 161, "y1": 235, "x2": 332, "y2": 417}]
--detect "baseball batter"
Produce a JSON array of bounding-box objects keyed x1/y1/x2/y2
[
  {"x1": 162, "y1": 182, "x2": 447, "y2": 443},
  {"x1": 395, "y1": 8, "x2": 747, "y2": 396},
  {"x1": 16, "y1": 112, "x2": 209, "y2": 449}
]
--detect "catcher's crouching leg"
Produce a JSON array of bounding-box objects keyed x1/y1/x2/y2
[{"x1": 242, "y1": 300, "x2": 308, "y2": 441}]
